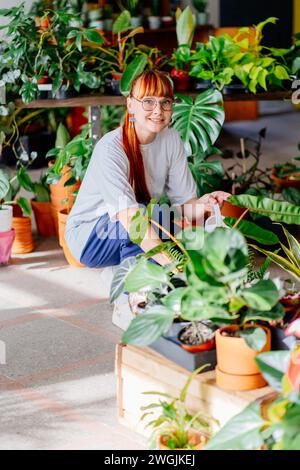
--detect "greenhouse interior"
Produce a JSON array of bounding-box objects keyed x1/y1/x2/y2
[{"x1": 0, "y1": 0, "x2": 300, "y2": 453}]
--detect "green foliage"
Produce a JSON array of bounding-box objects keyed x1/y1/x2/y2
[
  {"x1": 172, "y1": 89, "x2": 225, "y2": 155},
  {"x1": 176, "y1": 6, "x2": 196, "y2": 48},
  {"x1": 141, "y1": 365, "x2": 215, "y2": 449}
]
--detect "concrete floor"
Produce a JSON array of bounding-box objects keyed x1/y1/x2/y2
[{"x1": 0, "y1": 108, "x2": 299, "y2": 450}]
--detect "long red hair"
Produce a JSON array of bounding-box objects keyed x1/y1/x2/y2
[{"x1": 122, "y1": 70, "x2": 174, "y2": 204}]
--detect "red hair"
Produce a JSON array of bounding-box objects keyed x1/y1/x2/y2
[{"x1": 122, "y1": 70, "x2": 174, "y2": 204}]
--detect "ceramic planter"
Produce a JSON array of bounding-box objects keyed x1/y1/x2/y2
[
  {"x1": 58, "y1": 209, "x2": 84, "y2": 267},
  {"x1": 0, "y1": 229, "x2": 15, "y2": 266},
  {"x1": 105, "y1": 74, "x2": 123, "y2": 96},
  {"x1": 221, "y1": 200, "x2": 247, "y2": 219},
  {"x1": 159, "y1": 430, "x2": 207, "y2": 450},
  {"x1": 223, "y1": 83, "x2": 248, "y2": 95},
  {"x1": 148, "y1": 16, "x2": 161, "y2": 29},
  {"x1": 178, "y1": 322, "x2": 216, "y2": 353},
  {"x1": 0, "y1": 205, "x2": 13, "y2": 232},
  {"x1": 31, "y1": 200, "x2": 56, "y2": 237},
  {"x1": 196, "y1": 12, "x2": 209, "y2": 25},
  {"x1": 161, "y1": 16, "x2": 174, "y2": 27},
  {"x1": 131, "y1": 16, "x2": 143, "y2": 28},
  {"x1": 215, "y1": 325, "x2": 271, "y2": 391},
  {"x1": 12, "y1": 216, "x2": 34, "y2": 254},
  {"x1": 192, "y1": 78, "x2": 213, "y2": 91},
  {"x1": 170, "y1": 69, "x2": 190, "y2": 92}
]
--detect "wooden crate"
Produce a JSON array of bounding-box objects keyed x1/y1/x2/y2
[{"x1": 115, "y1": 343, "x2": 271, "y2": 437}]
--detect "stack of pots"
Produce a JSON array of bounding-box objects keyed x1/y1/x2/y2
[
  {"x1": 12, "y1": 215, "x2": 34, "y2": 254},
  {"x1": 0, "y1": 205, "x2": 15, "y2": 265},
  {"x1": 49, "y1": 164, "x2": 80, "y2": 236},
  {"x1": 57, "y1": 209, "x2": 84, "y2": 267},
  {"x1": 31, "y1": 200, "x2": 56, "y2": 237}
]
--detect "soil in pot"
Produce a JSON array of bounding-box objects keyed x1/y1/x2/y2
[{"x1": 178, "y1": 322, "x2": 216, "y2": 353}]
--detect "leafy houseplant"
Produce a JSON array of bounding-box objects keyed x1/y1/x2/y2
[
  {"x1": 205, "y1": 324, "x2": 300, "y2": 450},
  {"x1": 271, "y1": 146, "x2": 300, "y2": 192},
  {"x1": 141, "y1": 365, "x2": 216, "y2": 449},
  {"x1": 0, "y1": 3, "x2": 104, "y2": 103},
  {"x1": 170, "y1": 7, "x2": 196, "y2": 91}
]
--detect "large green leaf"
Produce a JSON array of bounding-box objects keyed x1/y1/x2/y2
[
  {"x1": 176, "y1": 6, "x2": 196, "y2": 47},
  {"x1": 239, "y1": 327, "x2": 267, "y2": 351},
  {"x1": 172, "y1": 89, "x2": 224, "y2": 154},
  {"x1": 229, "y1": 195, "x2": 300, "y2": 225},
  {"x1": 16, "y1": 197, "x2": 31, "y2": 216},
  {"x1": 162, "y1": 287, "x2": 186, "y2": 313},
  {"x1": 282, "y1": 226, "x2": 300, "y2": 268},
  {"x1": 121, "y1": 54, "x2": 148, "y2": 97},
  {"x1": 17, "y1": 167, "x2": 34, "y2": 193},
  {"x1": 124, "y1": 257, "x2": 169, "y2": 292},
  {"x1": 256, "y1": 350, "x2": 290, "y2": 392},
  {"x1": 241, "y1": 279, "x2": 279, "y2": 311},
  {"x1": 121, "y1": 306, "x2": 175, "y2": 345},
  {"x1": 205, "y1": 401, "x2": 265, "y2": 450},
  {"x1": 224, "y1": 217, "x2": 279, "y2": 245},
  {"x1": 109, "y1": 256, "x2": 137, "y2": 303},
  {"x1": 113, "y1": 10, "x2": 131, "y2": 34},
  {"x1": 252, "y1": 245, "x2": 300, "y2": 282},
  {"x1": 55, "y1": 123, "x2": 71, "y2": 149}
]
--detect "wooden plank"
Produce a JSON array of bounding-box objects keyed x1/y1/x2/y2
[
  {"x1": 116, "y1": 344, "x2": 271, "y2": 437},
  {"x1": 15, "y1": 91, "x2": 292, "y2": 109}
]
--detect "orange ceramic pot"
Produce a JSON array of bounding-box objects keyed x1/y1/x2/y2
[
  {"x1": 31, "y1": 200, "x2": 56, "y2": 237},
  {"x1": 221, "y1": 200, "x2": 248, "y2": 219},
  {"x1": 215, "y1": 325, "x2": 271, "y2": 391},
  {"x1": 159, "y1": 431, "x2": 207, "y2": 450},
  {"x1": 180, "y1": 337, "x2": 216, "y2": 353},
  {"x1": 57, "y1": 209, "x2": 84, "y2": 267},
  {"x1": 12, "y1": 217, "x2": 34, "y2": 254}
]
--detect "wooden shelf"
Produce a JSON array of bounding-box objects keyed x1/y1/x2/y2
[{"x1": 15, "y1": 90, "x2": 292, "y2": 109}]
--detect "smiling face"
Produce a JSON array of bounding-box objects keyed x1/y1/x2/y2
[{"x1": 126, "y1": 73, "x2": 174, "y2": 141}]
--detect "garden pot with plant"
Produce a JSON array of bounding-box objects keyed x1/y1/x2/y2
[
  {"x1": 141, "y1": 365, "x2": 215, "y2": 449},
  {"x1": 12, "y1": 215, "x2": 34, "y2": 254},
  {"x1": 170, "y1": 7, "x2": 196, "y2": 92},
  {"x1": 178, "y1": 321, "x2": 216, "y2": 353},
  {"x1": 147, "y1": 0, "x2": 161, "y2": 30},
  {"x1": 192, "y1": 0, "x2": 209, "y2": 25},
  {"x1": 271, "y1": 159, "x2": 300, "y2": 192},
  {"x1": 126, "y1": 0, "x2": 142, "y2": 28}
]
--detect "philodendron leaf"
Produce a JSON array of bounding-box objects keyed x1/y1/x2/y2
[
  {"x1": 109, "y1": 256, "x2": 137, "y2": 303},
  {"x1": 242, "y1": 279, "x2": 279, "y2": 311},
  {"x1": 224, "y1": 217, "x2": 279, "y2": 245},
  {"x1": 16, "y1": 197, "x2": 31, "y2": 216},
  {"x1": 204, "y1": 401, "x2": 265, "y2": 450},
  {"x1": 120, "y1": 54, "x2": 148, "y2": 97},
  {"x1": 121, "y1": 305, "x2": 175, "y2": 346},
  {"x1": 239, "y1": 327, "x2": 267, "y2": 351},
  {"x1": 162, "y1": 287, "x2": 186, "y2": 313},
  {"x1": 255, "y1": 350, "x2": 290, "y2": 392},
  {"x1": 124, "y1": 257, "x2": 169, "y2": 292},
  {"x1": 113, "y1": 10, "x2": 131, "y2": 34}
]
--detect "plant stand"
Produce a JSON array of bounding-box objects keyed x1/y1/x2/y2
[{"x1": 115, "y1": 343, "x2": 271, "y2": 437}]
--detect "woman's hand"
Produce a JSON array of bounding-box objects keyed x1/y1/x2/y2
[{"x1": 199, "y1": 191, "x2": 231, "y2": 208}]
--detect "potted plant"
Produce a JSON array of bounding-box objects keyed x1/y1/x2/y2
[
  {"x1": 141, "y1": 365, "x2": 216, "y2": 449},
  {"x1": 271, "y1": 156, "x2": 300, "y2": 192},
  {"x1": 126, "y1": 0, "x2": 142, "y2": 28},
  {"x1": 178, "y1": 321, "x2": 216, "y2": 353},
  {"x1": 192, "y1": 0, "x2": 209, "y2": 26},
  {"x1": 147, "y1": 0, "x2": 161, "y2": 30},
  {"x1": 205, "y1": 321, "x2": 300, "y2": 450},
  {"x1": 94, "y1": 10, "x2": 144, "y2": 95},
  {"x1": 170, "y1": 7, "x2": 196, "y2": 92},
  {"x1": 0, "y1": 169, "x2": 15, "y2": 265}
]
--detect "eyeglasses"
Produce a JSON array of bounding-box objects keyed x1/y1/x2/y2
[{"x1": 132, "y1": 96, "x2": 173, "y2": 112}]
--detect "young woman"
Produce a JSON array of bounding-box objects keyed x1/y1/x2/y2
[{"x1": 65, "y1": 70, "x2": 229, "y2": 268}]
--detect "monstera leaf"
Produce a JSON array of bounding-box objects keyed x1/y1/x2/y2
[{"x1": 172, "y1": 89, "x2": 224, "y2": 155}]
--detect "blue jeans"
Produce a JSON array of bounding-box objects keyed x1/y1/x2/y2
[{"x1": 80, "y1": 205, "x2": 179, "y2": 268}]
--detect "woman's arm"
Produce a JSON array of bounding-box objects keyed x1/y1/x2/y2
[{"x1": 117, "y1": 207, "x2": 173, "y2": 266}]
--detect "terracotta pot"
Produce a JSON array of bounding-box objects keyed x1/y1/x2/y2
[
  {"x1": 180, "y1": 337, "x2": 216, "y2": 353},
  {"x1": 49, "y1": 164, "x2": 80, "y2": 235},
  {"x1": 57, "y1": 209, "x2": 84, "y2": 267},
  {"x1": 159, "y1": 430, "x2": 207, "y2": 450},
  {"x1": 221, "y1": 200, "x2": 247, "y2": 219},
  {"x1": 31, "y1": 200, "x2": 56, "y2": 237},
  {"x1": 170, "y1": 69, "x2": 190, "y2": 92},
  {"x1": 0, "y1": 229, "x2": 15, "y2": 265},
  {"x1": 215, "y1": 325, "x2": 271, "y2": 391},
  {"x1": 271, "y1": 168, "x2": 300, "y2": 192},
  {"x1": 12, "y1": 217, "x2": 34, "y2": 254}
]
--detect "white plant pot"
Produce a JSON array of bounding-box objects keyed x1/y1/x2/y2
[
  {"x1": 197, "y1": 12, "x2": 209, "y2": 25},
  {"x1": 131, "y1": 16, "x2": 143, "y2": 28},
  {"x1": 148, "y1": 16, "x2": 161, "y2": 30},
  {"x1": 0, "y1": 205, "x2": 13, "y2": 232}
]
